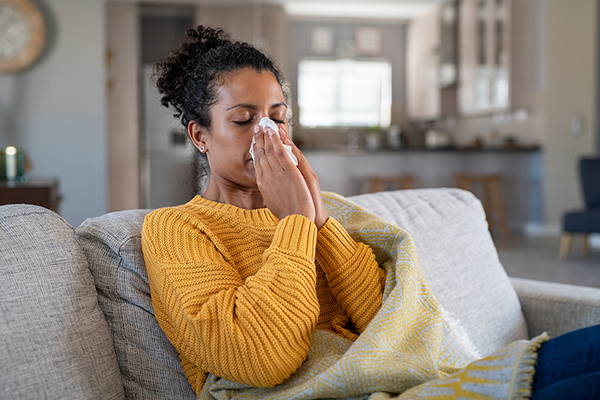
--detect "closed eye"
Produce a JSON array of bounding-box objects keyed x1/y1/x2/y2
[
  {"x1": 233, "y1": 119, "x2": 253, "y2": 125},
  {"x1": 271, "y1": 119, "x2": 285, "y2": 124}
]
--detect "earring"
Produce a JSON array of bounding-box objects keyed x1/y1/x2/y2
[{"x1": 200, "y1": 145, "x2": 206, "y2": 152}]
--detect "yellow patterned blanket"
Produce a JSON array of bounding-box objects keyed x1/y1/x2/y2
[{"x1": 199, "y1": 192, "x2": 547, "y2": 400}]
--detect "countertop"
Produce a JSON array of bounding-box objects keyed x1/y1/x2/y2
[{"x1": 300, "y1": 145, "x2": 542, "y2": 155}]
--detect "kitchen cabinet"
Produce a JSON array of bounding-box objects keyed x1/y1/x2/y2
[
  {"x1": 407, "y1": 0, "x2": 536, "y2": 119},
  {"x1": 458, "y1": 0, "x2": 535, "y2": 114},
  {"x1": 406, "y1": 1, "x2": 459, "y2": 120}
]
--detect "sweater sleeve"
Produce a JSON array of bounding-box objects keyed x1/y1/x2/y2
[
  {"x1": 142, "y1": 209, "x2": 319, "y2": 390},
  {"x1": 315, "y1": 217, "x2": 384, "y2": 334}
]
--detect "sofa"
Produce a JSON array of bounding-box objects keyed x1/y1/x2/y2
[{"x1": 2, "y1": 188, "x2": 600, "y2": 399}]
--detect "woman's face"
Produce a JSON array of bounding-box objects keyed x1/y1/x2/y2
[{"x1": 198, "y1": 68, "x2": 287, "y2": 190}]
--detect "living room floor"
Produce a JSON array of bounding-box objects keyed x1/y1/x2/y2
[{"x1": 496, "y1": 234, "x2": 600, "y2": 289}]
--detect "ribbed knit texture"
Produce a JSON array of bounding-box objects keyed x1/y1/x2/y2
[{"x1": 141, "y1": 196, "x2": 383, "y2": 394}]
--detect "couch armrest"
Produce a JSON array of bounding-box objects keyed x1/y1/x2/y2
[{"x1": 510, "y1": 277, "x2": 600, "y2": 339}]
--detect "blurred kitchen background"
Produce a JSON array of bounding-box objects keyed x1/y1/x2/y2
[{"x1": 1, "y1": 0, "x2": 599, "y2": 283}]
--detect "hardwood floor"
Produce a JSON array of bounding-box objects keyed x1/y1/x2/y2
[{"x1": 497, "y1": 234, "x2": 600, "y2": 288}]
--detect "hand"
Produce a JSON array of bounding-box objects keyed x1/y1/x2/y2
[
  {"x1": 252, "y1": 125, "x2": 316, "y2": 224},
  {"x1": 278, "y1": 130, "x2": 329, "y2": 229}
]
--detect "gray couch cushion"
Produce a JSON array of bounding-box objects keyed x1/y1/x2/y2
[
  {"x1": 76, "y1": 210, "x2": 196, "y2": 399},
  {"x1": 0, "y1": 204, "x2": 124, "y2": 399},
  {"x1": 348, "y1": 188, "x2": 529, "y2": 357}
]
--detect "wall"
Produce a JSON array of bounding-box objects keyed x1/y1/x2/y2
[
  {"x1": 107, "y1": 2, "x2": 140, "y2": 212},
  {"x1": 0, "y1": 0, "x2": 107, "y2": 227},
  {"x1": 543, "y1": 0, "x2": 598, "y2": 232},
  {"x1": 406, "y1": 9, "x2": 440, "y2": 121},
  {"x1": 194, "y1": 3, "x2": 290, "y2": 78},
  {"x1": 289, "y1": 20, "x2": 407, "y2": 147}
]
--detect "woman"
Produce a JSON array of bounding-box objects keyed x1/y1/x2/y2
[
  {"x1": 142, "y1": 26, "x2": 385, "y2": 394},
  {"x1": 142, "y1": 26, "x2": 600, "y2": 400}
]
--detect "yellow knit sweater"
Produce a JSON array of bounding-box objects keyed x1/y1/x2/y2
[{"x1": 142, "y1": 195, "x2": 384, "y2": 395}]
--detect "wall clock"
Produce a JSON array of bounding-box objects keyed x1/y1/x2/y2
[{"x1": 0, "y1": 0, "x2": 46, "y2": 74}]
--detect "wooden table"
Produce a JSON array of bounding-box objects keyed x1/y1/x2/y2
[{"x1": 0, "y1": 178, "x2": 61, "y2": 213}]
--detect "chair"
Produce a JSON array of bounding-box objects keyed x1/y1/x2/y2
[
  {"x1": 366, "y1": 175, "x2": 415, "y2": 193},
  {"x1": 454, "y1": 173, "x2": 510, "y2": 242},
  {"x1": 559, "y1": 157, "x2": 600, "y2": 260}
]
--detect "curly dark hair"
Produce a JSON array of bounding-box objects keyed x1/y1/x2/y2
[
  {"x1": 154, "y1": 25, "x2": 286, "y2": 129},
  {"x1": 153, "y1": 26, "x2": 287, "y2": 195}
]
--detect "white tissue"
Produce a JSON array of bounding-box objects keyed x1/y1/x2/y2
[
  {"x1": 249, "y1": 117, "x2": 298, "y2": 166},
  {"x1": 259, "y1": 117, "x2": 279, "y2": 133}
]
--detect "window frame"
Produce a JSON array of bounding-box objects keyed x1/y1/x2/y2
[{"x1": 296, "y1": 58, "x2": 392, "y2": 128}]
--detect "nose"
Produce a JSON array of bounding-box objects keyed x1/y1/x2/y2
[{"x1": 258, "y1": 117, "x2": 278, "y2": 133}]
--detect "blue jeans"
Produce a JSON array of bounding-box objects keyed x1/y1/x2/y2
[{"x1": 531, "y1": 324, "x2": 600, "y2": 399}]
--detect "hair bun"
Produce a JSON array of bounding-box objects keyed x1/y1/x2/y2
[{"x1": 185, "y1": 26, "x2": 231, "y2": 54}]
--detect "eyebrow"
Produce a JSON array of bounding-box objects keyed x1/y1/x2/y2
[{"x1": 226, "y1": 102, "x2": 288, "y2": 111}]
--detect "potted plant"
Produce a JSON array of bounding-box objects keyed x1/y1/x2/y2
[{"x1": 365, "y1": 126, "x2": 381, "y2": 151}]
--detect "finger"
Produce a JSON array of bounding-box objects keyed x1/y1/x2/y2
[
  {"x1": 258, "y1": 127, "x2": 289, "y2": 174},
  {"x1": 251, "y1": 132, "x2": 263, "y2": 179},
  {"x1": 267, "y1": 129, "x2": 297, "y2": 170},
  {"x1": 277, "y1": 124, "x2": 290, "y2": 142},
  {"x1": 256, "y1": 125, "x2": 284, "y2": 161},
  {"x1": 284, "y1": 137, "x2": 310, "y2": 171},
  {"x1": 253, "y1": 129, "x2": 274, "y2": 173}
]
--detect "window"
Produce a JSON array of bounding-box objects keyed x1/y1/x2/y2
[{"x1": 297, "y1": 59, "x2": 392, "y2": 128}]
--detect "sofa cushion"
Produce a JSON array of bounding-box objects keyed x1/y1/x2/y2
[
  {"x1": 76, "y1": 210, "x2": 196, "y2": 399},
  {"x1": 0, "y1": 204, "x2": 124, "y2": 399},
  {"x1": 348, "y1": 188, "x2": 529, "y2": 357},
  {"x1": 74, "y1": 188, "x2": 528, "y2": 397}
]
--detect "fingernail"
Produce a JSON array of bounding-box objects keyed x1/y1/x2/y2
[{"x1": 254, "y1": 125, "x2": 260, "y2": 133}]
